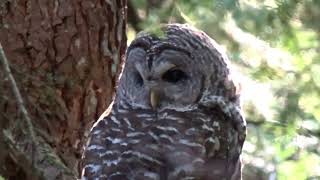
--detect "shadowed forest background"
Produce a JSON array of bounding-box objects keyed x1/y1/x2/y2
[{"x1": 0, "y1": 0, "x2": 319, "y2": 179}]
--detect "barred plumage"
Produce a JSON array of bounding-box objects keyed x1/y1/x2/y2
[{"x1": 81, "y1": 24, "x2": 246, "y2": 180}]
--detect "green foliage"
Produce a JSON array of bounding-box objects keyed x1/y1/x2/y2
[{"x1": 129, "y1": 0, "x2": 320, "y2": 179}]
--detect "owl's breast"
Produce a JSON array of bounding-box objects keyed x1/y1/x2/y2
[{"x1": 83, "y1": 105, "x2": 230, "y2": 179}]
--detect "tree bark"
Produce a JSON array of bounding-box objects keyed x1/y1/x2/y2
[{"x1": 0, "y1": 0, "x2": 127, "y2": 179}]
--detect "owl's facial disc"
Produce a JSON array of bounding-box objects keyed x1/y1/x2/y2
[
  {"x1": 119, "y1": 48, "x2": 203, "y2": 110},
  {"x1": 146, "y1": 64, "x2": 187, "y2": 109}
]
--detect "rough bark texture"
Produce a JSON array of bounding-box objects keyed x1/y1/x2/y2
[{"x1": 0, "y1": 0, "x2": 127, "y2": 179}]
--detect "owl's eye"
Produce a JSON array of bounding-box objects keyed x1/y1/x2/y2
[
  {"x1": 162, "y1": 69, "x2": 188, "y2": 83},
  {"x1": 134, "y1": 72, "x2": 144, "y2": 86}
]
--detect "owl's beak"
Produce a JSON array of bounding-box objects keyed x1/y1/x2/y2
[{"x1": 150, "y1": 90, "x2": 159, "y2": 110}]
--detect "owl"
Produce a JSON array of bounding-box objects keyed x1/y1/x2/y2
[{"x1": 81, "y1": 24, "x2": 246, "y2": 180}]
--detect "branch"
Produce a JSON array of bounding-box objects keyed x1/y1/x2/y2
[
  {"x1": 127, "y1": 0, "x2": 142, "y2": 32},
  {"x1": 2, "y1": 130, "x2": 44, "y2": 180},
  {"x1": 0, "y1": 43, "x2": 37, "y2": 153},
  {"x1": 223, "y1": 14, "x2": 294, "y2": 72},
  {"x1": 247, "y1": 119, "x2": 320, "y2": 138},
  {"x1": 0, "y1": 43, "x2": 76, "y2": 179}
]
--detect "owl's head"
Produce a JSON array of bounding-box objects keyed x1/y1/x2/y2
[{"x1": 116, "y1": 24, "x2": 240, "y2": 110}]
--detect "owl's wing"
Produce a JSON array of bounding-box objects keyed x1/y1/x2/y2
[
  {"x1": 199, "y1": 95, "x2": 246, "y2": 180},
  {"x1": 200, "y1": 95, "x2": 246, "y2": 142}
]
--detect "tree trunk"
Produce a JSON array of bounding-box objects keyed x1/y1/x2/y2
[{"x1": 0, "y1": 0, "x2": 127, "y2": 179}]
